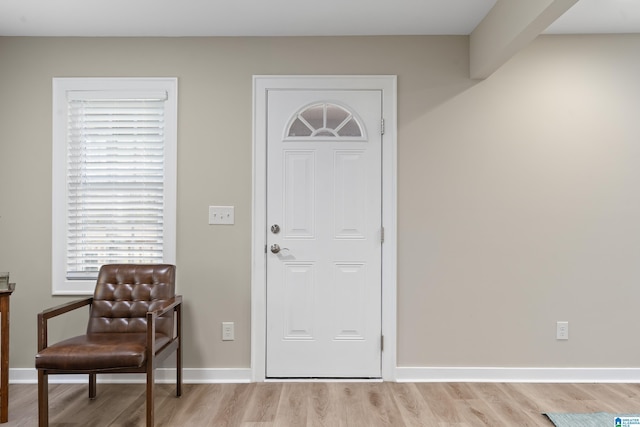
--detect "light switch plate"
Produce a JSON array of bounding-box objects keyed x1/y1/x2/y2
[{"x1": 209, "y1": 206, "x2": 235, "y2": 225}]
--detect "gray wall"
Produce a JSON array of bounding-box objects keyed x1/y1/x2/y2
[{"x1": 1, "y1": 34, "x2": 639, "y2": 372}]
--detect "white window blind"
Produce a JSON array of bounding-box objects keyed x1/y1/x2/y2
[
  {"x1": 53, "y1": 78, "x2": 177, "y2": 294},
  {"x1": 66, "y1": 91, "x2": 168, "y2": 279}
]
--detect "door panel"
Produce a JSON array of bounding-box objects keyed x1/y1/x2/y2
[
  {"x1": 332, "y1": 263, "x2": 367, "y2": 339},
  {"x1": 334, "y1": 150, "x2": 367, "y2": 238},
  {"x1": 284, "y1": 151, "x2": 315, "y2": 238},
  {"x1": 266, "y1": 89, "x2": 382, "y2": 378},
  {"x1": 283, "y1": 263, "x2": 315, "y2": 339}
]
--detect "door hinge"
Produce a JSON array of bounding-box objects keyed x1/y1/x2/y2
[
  {"x1": 381, "y1": 335, "x2": 384, "y2": 352},
  {"x1": 381, "y1": 118, "x2": 385, "y2": 135},
  {"x1": 381, "y1": 226, "x2": 385, "y2": 244},
  {"x1": 264, "y1": 244, "x2": 267, "y2": 254}
]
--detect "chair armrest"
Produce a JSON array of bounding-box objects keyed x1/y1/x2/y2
[
  {"x1": 145, "y1": 295, "x2": 182, "y2": 334},
  {"x1": 37, "y1": 297, "x2": 93, "y2": 352},
  {"x1": 145, "y1": 295, "x2": 182, "y2": 354},
  {"x1": 152, "y1": 295, "x2": 182, "y2": 318},
  {"x1": 40, "y1": 297, "x2": 93, "y2": 320}
]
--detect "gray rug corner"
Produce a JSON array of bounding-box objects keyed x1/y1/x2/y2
[{"x1": 545, "y1": 412, "x2": 640, "y2": 427}]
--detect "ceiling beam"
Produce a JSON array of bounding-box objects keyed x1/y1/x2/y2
[{"x1": 470, "y1": 0, "x2": 578, "y2": 79}]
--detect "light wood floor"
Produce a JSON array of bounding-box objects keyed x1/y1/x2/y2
[{"x1": 5, "y1": 382, "x2": 640, "y2": 426}]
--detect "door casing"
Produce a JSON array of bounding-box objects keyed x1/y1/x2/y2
[{"x1": 251, "y1": 75, "x2": 397, "y2": 381}]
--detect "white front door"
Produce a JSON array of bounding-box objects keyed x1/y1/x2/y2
[{"x1": 266, "y1": 89, "x2": 383, "y2": 378}]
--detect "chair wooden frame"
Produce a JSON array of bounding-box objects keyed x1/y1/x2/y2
[{"x1": 36, "y1": 295, "x2": 182, "y2": 427}]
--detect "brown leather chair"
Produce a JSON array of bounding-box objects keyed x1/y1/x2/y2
[{"x1": 35, "y1": 264, "x2": 182, "y2": 427}]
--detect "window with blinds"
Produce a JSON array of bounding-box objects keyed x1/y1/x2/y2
[
  {"x1": 66, "y1": 93, "x2": 167, "y2": 279},
  {"x1": 52, "y1": 78, "x2": 177, "y2": 295}
]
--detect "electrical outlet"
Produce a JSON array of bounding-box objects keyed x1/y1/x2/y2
[
  {"x1": 556, "y1": 321, "x2": 569, "y2": 340},
  {"x1": 222, "y1": 322, "x2": 234, "y2": 341}
]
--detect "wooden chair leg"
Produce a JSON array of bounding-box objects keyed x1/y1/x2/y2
[
  {"x1": 146, "y1": 367, "x2": 154, "y2": 427},
  {"x1": 37, "y1": 370, "x2": 48, "y2": 427},
  {"x1": 176, "y1": 304, "x2": 182, "y2": 398},
  {"x1": 176, "y1": 340, "x2": 182, "y2": 397},
  {"x1": 89, "y1": 373, "x2": 97, "y2": 399}
]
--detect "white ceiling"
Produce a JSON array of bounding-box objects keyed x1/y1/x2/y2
[{"x1": 0, "y1": 0, "x2": 639, "y2": 37}]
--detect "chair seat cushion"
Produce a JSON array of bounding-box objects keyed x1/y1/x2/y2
[{"x1": 35, "y1": 333, "x2": 171, "y2": 371}]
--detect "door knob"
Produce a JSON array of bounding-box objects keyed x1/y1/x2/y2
[{"x1": 270, "y1": 244, "x2": 289, "y2": 254}]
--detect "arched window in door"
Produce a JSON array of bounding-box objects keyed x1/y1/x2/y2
[{"x1": 287, "y1": 102, "x2": 364, "y2": 138}]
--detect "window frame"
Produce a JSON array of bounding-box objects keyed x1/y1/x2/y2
[{"x1": 52, "y1": 77, "x2": 178, "y2": 295}]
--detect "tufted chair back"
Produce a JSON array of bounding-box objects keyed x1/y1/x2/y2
[{"x1": 87, "y1": 264, "x2": 176, "y2": 337}]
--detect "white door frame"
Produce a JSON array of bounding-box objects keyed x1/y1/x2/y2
[{"x1": 251, "y1": 75, "x2": 397, "y2": 381}]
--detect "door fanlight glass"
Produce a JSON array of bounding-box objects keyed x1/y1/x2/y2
[{"x1": 287, "y1": 102, "x2": 364, "y2": 138}]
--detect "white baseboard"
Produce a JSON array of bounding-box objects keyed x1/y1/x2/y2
[
  {"x1": 395, "y1": 367, "x2": 640, "y2": 383},
  {"x1": 15, "y1": 367, "x2": 640, "y2": 384},
  {"x1": 10, "y1": 368, "x2": 252, "y2": 384}
]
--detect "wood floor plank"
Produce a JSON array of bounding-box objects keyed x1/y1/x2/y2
[
  {"x1": 469, "y1": 382, "x2": 510, "y2": 403},
  {"x1": 442, "y1": 383, "x2": 480, "y2": 401},
  {"x1": 83, "y1": 384, "x2": 148, "y2": 426},
  {"x1": 243, "y1": 383, "x2": 282, "y2": 423},
  {"x1": 502, "y1": 385, "x2": 553, "y2": 425},
  {"x1": 273, "y1": 383, "x2": 308, "y2": 427},
  {"x1": 5, "y1": 385, "x2": 39, "y2": 427},
  {"x1": 47, "y1": 383, "x2": 86, "y2": 420},
  {"x1": 452, "y1": 399, "x2": 503, "y2": 426},
  {"x1": 155, "y1": 384, "x2": 222, "y2": 427},
  {"x1": 485, "y1": 399, "x2": 550, "y2": 427},
  {"x1": 330, "y1": 383, "x2": 369, "y2": 427},
  {"x1": 9, "y1": 382, "x2": 640, "y2": 426},
  {"x1": 208, "y1": 383, "x2": 255, "y2": 427},
  {"x1": 597, "y1": 383, "x2": 640, "y2": 412},
  {"x1": 107, "y1": 385, "x2": 147, "y2": 426},
  {"x1": 387, "y1": 382, "x2": 439, "y2": 427},
  {"x1": 501, "y1": 383, "x2": 553, "y2": 413},
  {"x1": 361, "y1": 382, "x2": 404, "y2": 426},
  {"x1": 306, "y1": 382, "x2": 344, "y2": 427},
  {"x1": 414, "y1": 383, "x2": 464, "y2": 424},
  {"x1": 414, "y1": 382, "x2": 451, "y2": 401}
]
